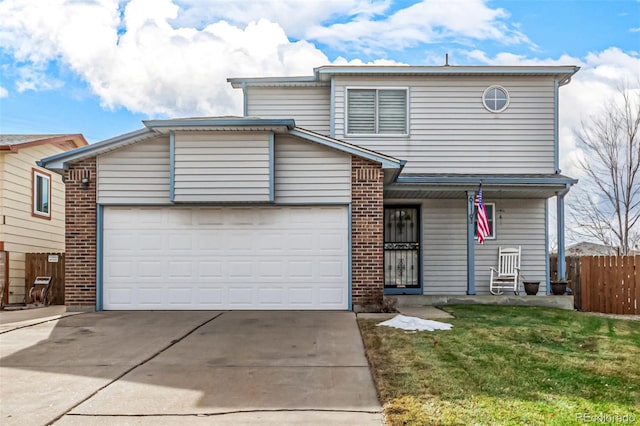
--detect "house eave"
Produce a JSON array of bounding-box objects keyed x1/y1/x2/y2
[
  {"x1": 395, "y1": 174, "x2": 578, "y2": 186},
  {"x1": 37, "y1": 128, "x2": 155, "y2": 173},
  {"x1": 228, "y1": 65, "x2": 581, "y2": 89},
  {"x1": 1, "y1": 134, "x2": 88, "y2": 152},
  {"x1": 386, "y1": 174, "x2": 577, "y2": 199},
  {"x1": 227, "y1": 76, "x2": 324, "y2": 88},
  {"x1": 38, "y1": 118, "x2": 300, "y2": 173},
  {"x1": 143, "y1": 118, "x2": 296, "y2": 132},
  {"x1": 314, "y1": 65, "x2": 581, "y2": 82}
]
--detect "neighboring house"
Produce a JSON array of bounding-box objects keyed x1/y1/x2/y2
[
  {"x1": 563, "y1": 242, "x2": 638, "y2": 256},
  {"x1": 0, "y1": 134, "x2": 88, "y2": 304},
  {"x1": 39, "y1": 65, "x2": 579, "y2": 311}
]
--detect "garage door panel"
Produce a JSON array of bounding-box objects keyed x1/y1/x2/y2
[
  {"x1": 198, "y1": 261, "x2": 223, "y2": 278},
  {"x1": 103, "y1": 206, "x2": 348, "y2": 310}
]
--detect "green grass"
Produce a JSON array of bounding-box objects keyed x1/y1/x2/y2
[{"x1": 358, "y1": 306, "x2": 640, "y2": 425}]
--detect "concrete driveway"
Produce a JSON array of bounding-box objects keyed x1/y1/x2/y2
[{"x1": 0, "y1": 309, "x2": 382, "y2": 425}]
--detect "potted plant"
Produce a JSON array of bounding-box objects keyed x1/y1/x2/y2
[
  {"x1": 520, "y1": 274, "x2": 540, "y2": 295},
  {"x1": 523, "y1": 281, "x2": 540, "y2": 295},
  {"x1": 550, "y1": 277, "x2": 569, "y2": 295}
]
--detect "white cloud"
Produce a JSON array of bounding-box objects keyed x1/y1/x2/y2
[
  {"x1": 15, "y1": 66, "x2": 65, "y2": 93},
  {"x1": 0, "y1": 86, "x2": 8, "y2": 98},
  {"x1": 173, "y1": 0, "x2": 392, "y2": 39},
  {"x1": 305, "y1": 0, "x2": 533, "y2": 53},
  {"x1": 0, "y1": 0, "x2": 334, "y2": 117}
]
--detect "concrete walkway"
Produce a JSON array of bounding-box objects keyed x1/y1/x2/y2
[{"x1": 0, "y1": 311, "x2": 382, "y2": 425}]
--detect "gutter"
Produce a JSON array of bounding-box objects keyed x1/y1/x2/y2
[
  {"x1": 389, "y1": 160, "x2": 407, "y2": 182},
  {"x1": 395, "y1": 175, "x2": 578, "y2": 185},
  {"x1": 554, "y1": 66, "x2": 580, "y2": 173}
]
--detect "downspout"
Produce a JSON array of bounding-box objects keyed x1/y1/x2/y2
[
  {"x1": 554, "y1": 78, "x2": 560, "y2": 173},
  {"x1": 242, "y1": 82, "x2": 248, "y2": 117},
  {"x1": 556, "y1": 184, "x2": 571, "y2": 289},
  {"x1": 330, "y1": 77, "x2": 336, "y2": 138},
  {"x1": 554, "y1": 73, "x2": 573, "y2": 288},
  {"x1": 466, "y1": 190, "x2": 476, "y2": 295},
  {"x1": 554, "y1": 74, "x2": 573, "y2": 173}
]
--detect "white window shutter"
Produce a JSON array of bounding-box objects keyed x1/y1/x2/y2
[
  {"x1": 378, "y1": 90, "x2": 407, "y2": 134},
  {"x1": 347, "y1": 89, "x2": 376, "y2": 134}
]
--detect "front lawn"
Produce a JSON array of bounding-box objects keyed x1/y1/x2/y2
[{"x1": 358, "y1": 305, "x2": 640, "y2": 425}]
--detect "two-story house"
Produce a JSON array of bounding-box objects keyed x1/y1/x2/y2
[
  {"x1": 1, "y1": 134, "x2": 88, "y2": 305},
  {"x1": 39, "y1": 65, "x2": 579, "y2": 311}
]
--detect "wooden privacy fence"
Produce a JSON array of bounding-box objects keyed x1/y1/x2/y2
[
  {"x1": 580, "y1": 255, "x2": 640, "y2": 315},
  {"x1": 24, "y1": 253, "x2": 65, "y2": 305}
]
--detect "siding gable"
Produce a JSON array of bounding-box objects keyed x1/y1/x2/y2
[
  {"x1": 97, "y1": 136, "x2": 170, "y2": 204},
  {"x1": 246, "y1": 85, "x2": 331, "y2": 134},
  {"x1": 173, "y1": 132, "x2": 271, "y2": 203},
  {"x1": 275, "y1": 134, "x2": 351, "y2": 204}
]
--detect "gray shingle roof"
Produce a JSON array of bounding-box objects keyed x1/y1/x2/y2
[{"x1": 0, "y1": 134, "x2": 65, "y2": 146}]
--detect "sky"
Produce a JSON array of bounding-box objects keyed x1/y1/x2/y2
[{"x1": 0, "y1": 0, "x2": 639, "y2": 181}]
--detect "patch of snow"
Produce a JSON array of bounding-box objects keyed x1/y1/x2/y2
[{"x1": 377, "y1": 314, "x2": 453, "y2": 331}]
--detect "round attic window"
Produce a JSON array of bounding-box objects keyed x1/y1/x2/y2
[{"x1": 482, "y1": 85, "x2": 509, "y2": 113}]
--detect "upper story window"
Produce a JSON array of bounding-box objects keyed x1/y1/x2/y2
[
  {"x1": 346, "y1": 88, "x2": 408, "y2": 135},
  {"x1": 482, "y1": 86, "x2": 509, "y2": 113},
  {"x1": 32, "y1": 169, "x2": 51, "y2": 219}
]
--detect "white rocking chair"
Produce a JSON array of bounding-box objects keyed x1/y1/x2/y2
[{"x1": 489, "y1": 246, "x2": 521, "y2": 295}]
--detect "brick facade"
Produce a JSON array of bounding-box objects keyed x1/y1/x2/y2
[
  {"x1": 64, "y1": 158, "x2": 97, "y2": 309},
  {"x1": 350, "y1": 156, "x2": 384, "y2": 310}
]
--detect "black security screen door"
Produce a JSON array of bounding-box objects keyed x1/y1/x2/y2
[{"x1": 384, "y1": 206, "x2": 420, "y2": 289}]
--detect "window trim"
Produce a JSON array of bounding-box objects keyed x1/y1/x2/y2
[
  {"x1": 32, "y1": 168, "x2": 52, "y2": 220},
  {"x1": 474, "y1": 202, "x2": 496, "y2": 240},
  {"x1": 345, "y1": 86, "x2": 409, "y2": 136},
  {"x1": 482, "y1": 85, "x2": 510, "y2": 113}
]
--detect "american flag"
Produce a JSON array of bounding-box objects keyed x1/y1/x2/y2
[{"x1": 475, "y1": 184, "x2": 490, "y2": 244}]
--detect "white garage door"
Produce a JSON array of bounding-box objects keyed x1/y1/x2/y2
[{"x1": 102, "y1": 206, "x2": 348, "y2": 310}]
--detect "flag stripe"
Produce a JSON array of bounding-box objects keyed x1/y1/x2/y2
[{"x1": 475, "y1": 184, "x2": 490, "y2": 244}]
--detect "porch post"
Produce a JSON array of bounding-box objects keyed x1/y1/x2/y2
[
  {"x1": 466, "y1": 191, "x2": 476, "y2": 295},
  {"x1": 556, "y1": 190, "x2": 567, "y2": 286}
]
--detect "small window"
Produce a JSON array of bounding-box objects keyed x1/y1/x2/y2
[
  {"x1": 482, "y1": 86, "x2": 509, "y2": 113},
  {"x1": 347, "y1": 88, "x2": 408, "y2": 135},
  {"x1": 474, "y1": 202, "x2": 496, "y2": 239},
  {"x1": 33, "y1": 169, "x2": 51, "y2": 218}
]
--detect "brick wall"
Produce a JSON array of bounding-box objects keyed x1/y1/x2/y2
[
  {"x1": 351, "y1": 156, "x2": 384, "y2": 310},
  {"x1": 64, "y1": 158, "x2": 97, "y2": 309}
]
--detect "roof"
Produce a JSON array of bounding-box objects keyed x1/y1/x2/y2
[
  {"x1": 385, "y1": 173, "x2": 577, "y2": 199},
  {"x1": 565, "y1": 242, "x2": 621, "y2": 256},
  {"x1": 228, "y1": 64, "x2": 581, "y2": 88},
  {"x1": 0, "y1": 134, "x2": 88, "y2": 152},
  {"x1": 395, "y1": 173, "x2": 577, "y2": 186},
  {"x1": 38, "y1": 118, "x2": 403, "y2": 173}
]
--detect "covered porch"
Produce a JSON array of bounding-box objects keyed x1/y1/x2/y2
[{"x1": 382, "y1": 173, "x2": 577, "y2": 296}]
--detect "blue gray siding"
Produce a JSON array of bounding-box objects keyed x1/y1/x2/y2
[
  {"x1": 275, "y1": 134, "x2": 351, "y2": 204},
  {"x1": 97, "y1": 136, "x2": 171, "y2": 204},
  {"x1": 173, "y1": 132, "x2": 271, "y2": 203},
  {"x1": 333, "y1": 76, "x2": 556, "y2": 174},
  {"x1": 387, "y1": 198, "x2": 548, "y2": 295},
  {"x1": 246, "y1": 85, "x2": 331, "y2": 134}
]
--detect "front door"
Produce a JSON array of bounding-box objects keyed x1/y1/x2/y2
[{"x1": 384, "y1": 206, "x2": 421, "y2": 293}]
